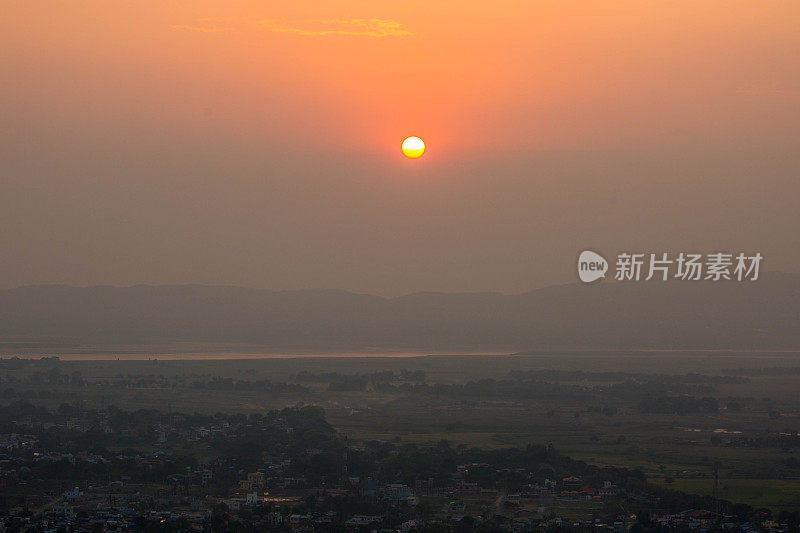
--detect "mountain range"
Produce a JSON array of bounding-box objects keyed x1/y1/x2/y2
[{"x1": 0, "y1": 273, "x2": 798, "y2": 352}]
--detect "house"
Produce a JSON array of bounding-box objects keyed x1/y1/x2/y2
[
  {"x1": 52, "y1": 502, "x2": 75, "y2": 517},
  {"x1": 523, "y1": 483, "x2": 554, "y2": 498},
  {"x1": 599, "y1": 481, "x2": 620, "y2": 498},
  {"x1": 247, "y1": 471, "x2": 265, "y2": 486},
  {"x1": 225, "y1": 498, "x2": 244, "y2": 510},
  {"x1": 64, "y1": 487, "x2": 84, "y2": 500},
  {"x1": 345, "y1": 515, "x2": 382, "y2": 527},
  {"x1": 415, "y1": 478, "x2": 445, "y2": 497},
  {"x1": 453, "y1": 481, "x2": 480, "y2": 495},
  {"x1": 383, "y1": 483, "x2": 414, "y2": 503},
  {"x1": 365, "y1": 477, "x2": 379, "y2": 498}
]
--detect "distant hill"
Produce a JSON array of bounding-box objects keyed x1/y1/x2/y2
[{"x1": 0, "y1": 273, "x2": 798, "y2": 352}]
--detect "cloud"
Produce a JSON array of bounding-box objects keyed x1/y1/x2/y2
[
  {"x1": 170, "y1": 17, "x2": 411, "y2": 38},
  {"x1": 259, "y1": 19, "x2": 411, "y2": 38},
  {"x1": 169, "y1": 23, "x2": 233, "y2": 34}
]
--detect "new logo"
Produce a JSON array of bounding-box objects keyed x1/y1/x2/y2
[{"x1": 578, "y1": 250, "x2": 608, "y2": 283}]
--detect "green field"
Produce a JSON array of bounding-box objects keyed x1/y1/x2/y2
[{"x1": 651, "y1": 478, "x2": 800, "y2": 512}]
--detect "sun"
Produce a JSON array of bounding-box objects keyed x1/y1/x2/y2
[{"x1": 401, "y1": 136, "x2": 425, "y2": 159}]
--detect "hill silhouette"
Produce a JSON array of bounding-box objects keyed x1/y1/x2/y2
[{"x1": 0, "y1": 273, "x2": 798, "y2": 352}]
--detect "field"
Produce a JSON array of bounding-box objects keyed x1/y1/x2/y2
[
  {"x1": 2, "y1": 349, "x2": 799, "y2": 511},
  {"x1": 650, "y1": 478, "x2": 800, "y2": 512}
]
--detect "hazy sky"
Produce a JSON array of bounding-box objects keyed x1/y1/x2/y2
[{"x1": 1, "y1": 1, "x2": 799, "y2": 295}]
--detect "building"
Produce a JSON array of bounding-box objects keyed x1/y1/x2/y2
[
  {"x1": 64, "y1": 487, "x2": 84, "y2": 500},
  {"x1": 247, "y1": 471, "x2": 265, "y2": 486},
  {"x1": 52, "y1": 502, "x2": 75, "y2": 517}
]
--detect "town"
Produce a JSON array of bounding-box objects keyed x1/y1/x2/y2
[{"x1": 1, "y1": 401, "x2": 792, "y2": 532}]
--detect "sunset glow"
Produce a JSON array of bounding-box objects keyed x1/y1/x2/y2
[{"x1": 1, "y1": 1, "x2": 800, "y2": 295}]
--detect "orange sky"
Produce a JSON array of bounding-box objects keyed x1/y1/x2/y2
[
  {"x1": 5, "y1": 1, "x2": 799, "y2": 155},
  {"x1": 1, "y1": 1, "x2": 799, "y2": 294}
]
